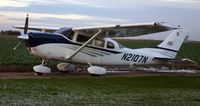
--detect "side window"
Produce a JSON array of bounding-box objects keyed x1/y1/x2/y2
[
  {"x1": 76, "y1": 34, "x2": 90, "y2": 43},
  {"x1": 95, "y1": 39, "x2": 104, "y2": 47},
  {"x1": 107, "y1": 41, "x2": 114, "y2": 49}
]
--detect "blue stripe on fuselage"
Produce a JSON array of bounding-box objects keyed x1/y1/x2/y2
[
  {"x1": 27, "y1": 32, "x2": 121, "y2": 54},
  {"x1": 28, "y1": 32, "x2": 71, "y2": 47}
]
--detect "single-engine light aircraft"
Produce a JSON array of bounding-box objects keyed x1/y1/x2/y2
[{"x1": 14, "y1": 15, "x2": 190, "y2": 75}]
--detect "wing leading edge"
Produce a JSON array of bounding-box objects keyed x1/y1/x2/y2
[
  {"x1": 73, "y1": 22, "x2": 180, "y2": 38},
  {"x1": 14, "y1": 22, "x2": 179, "y2": 37},
  {"x1": 13, "y1": 25, "x2": 61, "y2": 32}
]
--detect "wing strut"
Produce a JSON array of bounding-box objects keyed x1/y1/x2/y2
[{"x1": 65, "y1": 29, "x2": 103, "y2": 60}]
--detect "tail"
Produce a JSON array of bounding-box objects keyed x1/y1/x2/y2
[{"x1": 155, "y1": 29, "x2": 189, "y2": 58}]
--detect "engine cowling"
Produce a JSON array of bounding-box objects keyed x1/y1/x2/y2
[{"x1": 87, "y1": 66, "x2": 106, "y2": 76}]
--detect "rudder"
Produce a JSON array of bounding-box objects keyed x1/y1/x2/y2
[{"x1": 157, "y1": 29, "x2": 189, "y2": 52}]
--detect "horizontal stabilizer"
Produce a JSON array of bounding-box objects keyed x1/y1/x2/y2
[
  {"x1": 153, "y1": 57, "x2": 197, "y2": 64},
  {"x1": 153, "y1": 57, "x2": 177, "y2": 61}
]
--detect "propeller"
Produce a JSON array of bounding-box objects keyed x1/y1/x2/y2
[
  {"x1": 13, "y1": 41, "x2": 22, "y2": 50},
  {"x1": 24, "y1": 14, "x2": 29, "y2": 34},
  {"x1": 13, "y1": 14, "x2": 29, "y2": 50}
]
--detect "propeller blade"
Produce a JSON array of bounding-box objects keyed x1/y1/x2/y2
[
  {"x1": 14, "y1": 14, "x2": 29, "y2": 51},
  {"x1": 24, "y1": 14, "x2": 29, "y2": 34},
  {"x1": 13, "y1": 41, "x2": 22, "y2": 51}
]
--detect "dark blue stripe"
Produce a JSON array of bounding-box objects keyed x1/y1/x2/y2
[
  {"x1": 152, "y1": 46, "x2": 178, "y2": 52},
  {"x1": 28, "y1": 32, "x2": 72, "y2": 47}
]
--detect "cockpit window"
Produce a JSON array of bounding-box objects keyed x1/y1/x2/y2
[
  {"x1": 54, "y1": 28, "x2": 74, "y2": 40},
  {"x1": 76, "y1": 34, "x2": 90, "y2": 43},
  {"x1": 107, "y1": 41, "x2": 114, "y2": 49}
]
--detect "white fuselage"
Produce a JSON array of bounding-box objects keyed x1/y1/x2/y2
[
  {"x1": 26, "y1": 29, "x2": 188, "y2": 66},
  {"x1": 29, "y1": 43, "x2": 172, "y2": 66}
]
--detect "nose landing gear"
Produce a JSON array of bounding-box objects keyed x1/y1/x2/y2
[{"x1": 33, "y1": 59, "x2": 51, "y2": 75}]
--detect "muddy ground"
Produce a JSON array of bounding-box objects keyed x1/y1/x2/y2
[
  {"x1": 0, "y1": 64, "x2": 200, "y2": 79},
  {"x1": 0, "y1": 68, "x2": 200, "y2": 79},
  {"x1": 0, "y1": 71, "x2": 200, "y2": 79}
]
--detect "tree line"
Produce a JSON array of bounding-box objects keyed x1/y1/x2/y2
[{"x1": 0, "y1": 30, "x2": 21, "y2": 36}]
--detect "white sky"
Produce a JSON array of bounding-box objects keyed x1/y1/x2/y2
[{"x1": 0, "y1": 0, "x2": 200, "y2": 40}]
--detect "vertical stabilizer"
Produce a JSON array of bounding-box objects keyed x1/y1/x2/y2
[
  {"x1": 155, "y1": 29, "x2": 189, "y2": 58},
  {"x1": 157, "y1": 29, "x2": 189, "y2": 52}
]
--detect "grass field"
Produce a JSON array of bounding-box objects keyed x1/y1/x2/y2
[
  {"x1": 0, "y1": 38, "x2": 200, "y2": 66},
  {"x1": 0, "y1": 76, "x2": 200, "y2": 105},
  {"x1": 0, "y1": 38, "x2": 56, "y2": 66},
  {"x1": 1, "y1": 37, "x2": 200, "y2": 105}
]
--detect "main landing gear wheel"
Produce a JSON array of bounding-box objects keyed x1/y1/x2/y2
[
  {"x1": 33, "y1": 59, "x2": 51, "y2": 75},
  {"x1": 87, "y1": 66, "x2": 106, "y2": 77},
  {"x1": 57, "y1": 62, "x2": 76, "y2": 73}
]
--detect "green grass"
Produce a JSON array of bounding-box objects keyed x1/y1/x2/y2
[
  {"x1": 0, "y1": 39, "x2": 58, "y2": 66},
  {"x1": 0, "y1": 76, "x2": 200, "y2": 105},
  {"x1": 0, "y1": 39, "x2": 40, "y2": 65},
  {"x1": 0, "y1": 38, "x2": 200, "y2": 66},
  {"x1": 0, "y1": 38, "x2": 200, "y2": 105}
]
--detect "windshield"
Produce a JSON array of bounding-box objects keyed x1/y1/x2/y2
[{"x1": 54, "y1": 28, "x2": 74, "y2": 40}]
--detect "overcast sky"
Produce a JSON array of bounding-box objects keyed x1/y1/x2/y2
[{"x1": 0, "y1": 0, "x2": 200, "y2": 40}]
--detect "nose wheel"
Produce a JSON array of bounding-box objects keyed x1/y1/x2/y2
[{"x1": 33, "y1": 59, "x2": 51, "y2": 75}]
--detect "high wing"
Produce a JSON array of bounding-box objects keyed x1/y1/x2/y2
[
  {"x1": 14, "y1": 22, "x2": 179, "y2": 36},
  {"x1": 72, "y1": 22, "x2": 180, "y2": 38},
  {"x1": 66, "y1": 22, "x2": 179, "y2": 60},
  {"x1": 13, "y1": 25, "x2": 61, "y2": 32}
]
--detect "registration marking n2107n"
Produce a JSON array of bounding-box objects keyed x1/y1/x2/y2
[{"x1": 121, "y1": 53, "x2": 149, "y2": 63}]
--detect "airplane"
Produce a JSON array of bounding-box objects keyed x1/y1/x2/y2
[{"x1": 13, "y1": 14, "x2": 190, "y2": 76}]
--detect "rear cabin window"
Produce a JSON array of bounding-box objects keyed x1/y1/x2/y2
[
  {"x1": 118, "y1": 43, "x2": 124, "y2": 48},
  {"x1": 107, "y1": 41, "x2": 114, "y2": 49},
  {"x1": 95, "y1": 39, "x2": 104, "y2": 47}
]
